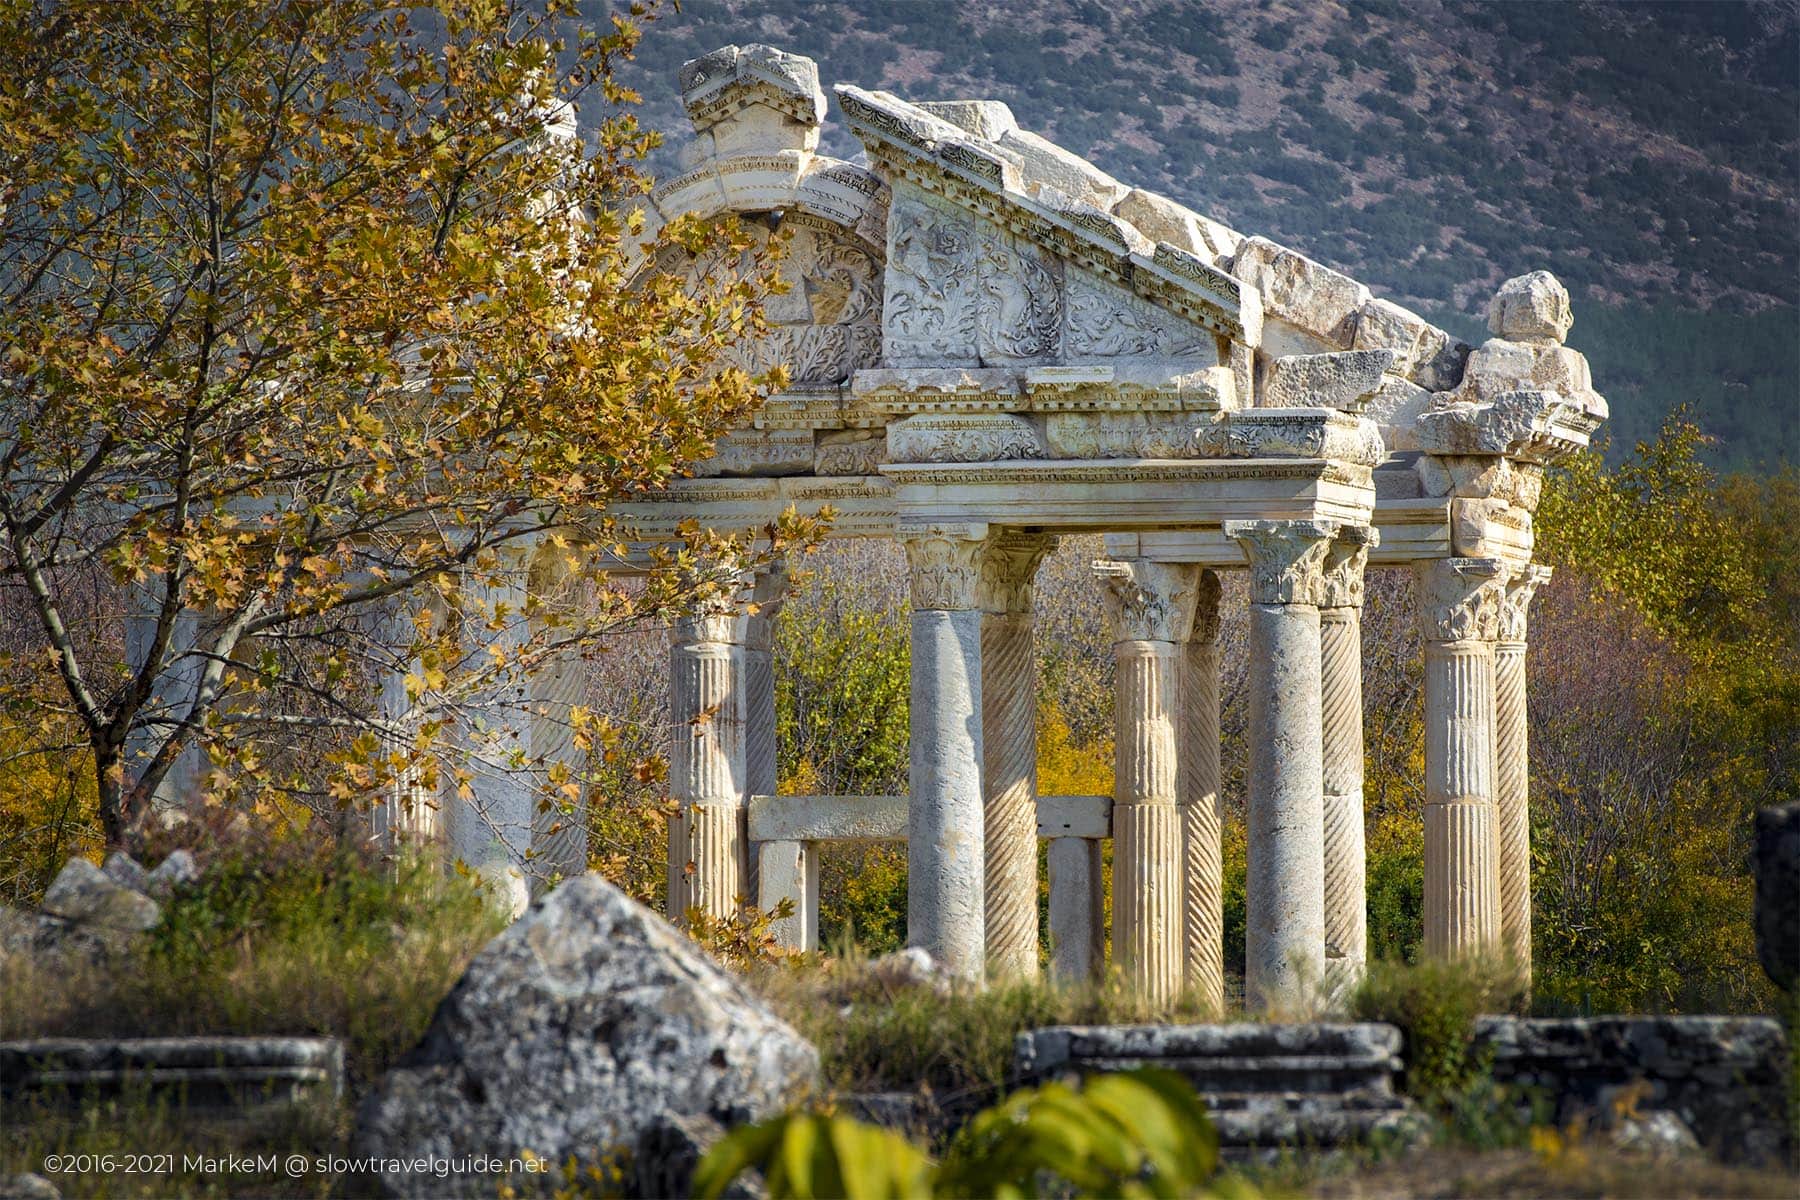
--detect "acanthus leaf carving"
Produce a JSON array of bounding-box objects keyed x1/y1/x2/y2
[
  {"x1": 1224, "y1": 520, "x2": 1339, "y2": 606},
  {"x1": 887, "y1": 413, "x2": 1045, "y2": 464},
  {"x1": 1065, "y1": 274, "x2": 1211, "y2": 359},
  {"x1": 903, "y1": 531, "x2": 987, "y2": 610},
  {"x1": 1095, "y1": 559, "x2": 1201, "y2": 643},
  {"x1": 1497, "y1": 563, "x2": 1552, "y2": 643},
  {"x1": 1319, "y1": 525, "x2": 1379, "y2": 610},
  {"x1": 978, "y1": 531, "x2": 1057, "y2": 615},
  {"x1": 976, "y1": 241, "x2": 1061, "y2": 362},
  {"x1": 1413, "y1": 557, "x2": 1508, "y2": 643}
]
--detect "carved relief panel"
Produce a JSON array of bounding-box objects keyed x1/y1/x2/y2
[{"x1": 1064, "y1": 269, "x2": 1216, "y2": 361}]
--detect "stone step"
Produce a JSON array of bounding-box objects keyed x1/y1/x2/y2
[
  {"x1": 1015, "y1": 1022, "x2": 1421, "y2": 1154},
  {"x1": 1049, "y1": 1053, "x2": 1398, "y2": 1098},
  {"x1": 1, "y1": 1037, "x2": 344, "y2": 1111}
]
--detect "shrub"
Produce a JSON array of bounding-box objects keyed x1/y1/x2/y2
[{"x1": 1350, "y1": 957, "x2": 1520, "y2": 1109}]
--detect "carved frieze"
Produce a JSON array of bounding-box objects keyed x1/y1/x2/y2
[
  {"x1": 1044, "y1": 412, "x2": 1206, "y2": 459},
  {"x1": 692, "y1": 428, "x2": 815, "y2": 477},
  {"x1": 976, "y1": 240, "x2": 1062, "y2": 362},
  {"x1": 885, "y1": 198, "x2": 982, "y2": 363},
  {"x1": 1413, "y1": 557, "x2": 1508, "y2": 643},
  {"x1": 1065, "y1": 272, "x2": 1212, "y2": 359},
  {"x1": 813, "y1": 429, "x2": 887, "y2": 475},
  {"x1": 1197, "y1": 410, "x2": 1385, "y2": 467},
  {"x1": 1224, "y1": 520, "x2": 1338, "y2": 606},
  {"x1": 887, "y1": 413, "x2": 1045, "y2": 463}
]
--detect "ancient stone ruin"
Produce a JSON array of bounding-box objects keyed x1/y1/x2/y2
[
  {"x1": 604, "y1": 44, "x2": 1605, "y2": 1013},
  {"x1": 128, "y1": 44, "x2": 1608, "y2": 1015}
]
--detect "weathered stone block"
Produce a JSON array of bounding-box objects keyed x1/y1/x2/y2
[
  {"x1": 354, "y1": 875, "x2": 817, "y2": 1198},
  {"x1": 998, "y1": 128, "x2": 1130, "y2": 211},
  {"x1": 41, "y1": 858, "x2": 159, "y2": 932},
  {"x1": 1263, "y1": 349, "x2": 1397, "y2": 410},
  {"x1": 1230, "y1": 237, "x2": 1369, "y2": 349},
  {"x1": 1488, "y1": 269, "x2": 1572, "y2": 343},
  {"x1": 0, "y1": 1037, "x2": 343, "y2": 1110},
  {"x1": 1473, "y1": 1016, "x2": 1790, "y2": 1166},
  {"x1": 915, "y1": 99, "x2": 1017, "y2": 141}
]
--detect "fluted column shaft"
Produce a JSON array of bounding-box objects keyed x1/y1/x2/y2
[
  {"x1": 372, "y1": 599, "x2": 441, "y2": 853},
  {"x1": 904, "y1": 528, "x2": 991, "y2": 981},
  {"x1": 668, "y1": 610, "x2": 748, "y2": 924},
  {"x1": 1415, "y1": 557, "x2": 1507, "y2": 960},
  {"x1": 1180, "y1": 572, "x2": 1224, "y2": 1012},
  {"x1": 1227, "y1": 520, "x2": 1336, "y2": 1015},
  {"x1": 1319, "y1": 527, "x2": 1375, "y2": 994},
  {"x1": 1099, "y1": 559, "x2": 1200, "y2": 1006},
  {"x1": 449, "y1": 563, "x2": 535, "y2": 919},
  {"x1": 1495, "y1": 564, "x2": 1549, "y2": 983},
  {"x1": 979, "y1": 534, "x2": 1053, "y2": 979}
]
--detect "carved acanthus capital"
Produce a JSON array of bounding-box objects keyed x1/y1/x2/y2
[
  {"x1": 1189, "y1": 568, "x2": 1223, "y2": 646},
  {"x1": 1319, "y1": 525, "x2": 1380, "y2": 610},
  {"x1": 902, "y1": 523, "x2": 990, "y2": 611},
  {"x1": 1497, "y1": 563, "x2": 1552, "y2": 644},
  {"x1": 1224, "y1": 519, "x2": 1338, "y2": 606},
  {"x1": 740, "y1": 559, "x2": 793, "y2": 651},
  {"x1": 1413, "y1": 557, "x2": 1508, "y2": 644},
  {"x1": 1095, "y1": 559, "x2": 1201, "y2": 644},
  {"x1": 978, "y1": 531, "x2": 1056, "y2": 615}
]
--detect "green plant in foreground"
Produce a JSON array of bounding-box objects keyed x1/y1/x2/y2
[{"x1": 693, "y1": 1070, "x2": 1257, "y2": 1200}]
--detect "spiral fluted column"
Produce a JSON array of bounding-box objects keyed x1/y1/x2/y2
[
  {"x1": 1496, "y1": 564, "x2": 1549, "y2": 984},
  {"x1": 741, "y1": 563, "x2": 788, "y2": 909},
  {"x1": 1414, "y1": 557, "x2": 1507, "y2": 960},
  {"x1": 1099, "y1": 559, "x2": 1200, "y2": 1006},
  {"x1": 1320, "y1": 527, "x2": 1376, "y2": 996},
  {"x1": 903, "y1": 526, "x2": 991, "y2": 981},
  {"x1": 1180, "y1": 571, "x2": 1224, "y2": 1012},
  {"x1": 1226, "y1": 520, "x2": 1335, "y2": 1015},
  {"x1": 981, "y1": 533, "x2": 1055, "y2": 979}
]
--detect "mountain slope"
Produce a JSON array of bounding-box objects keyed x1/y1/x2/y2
[{"x1": 606, "y1": 0, "x2": 1800, "y2": 469}]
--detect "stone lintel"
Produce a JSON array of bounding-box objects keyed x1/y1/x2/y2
[
  {"x1": 745, "y1": 792, "x2": 1114, "y2": 843},
  {"x1": 883, "y1": 458, "x2": 1374, "y2": 532}
]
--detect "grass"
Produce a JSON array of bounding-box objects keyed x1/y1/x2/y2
[
  {"x1": 0, "y1": 840, "x2": 505, "y2": 1197},
  {"x1": 752, "y1": 953, "x2": 1240, "y2": 1111},
  {"x1": 0, "y1": 840, "x2": 505, "y2": 1086}
]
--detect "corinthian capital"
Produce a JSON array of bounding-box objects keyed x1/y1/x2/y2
[
  {"x1": 1319, "y1": 525, "x2": 1380, "y2": 610},
  {"x1": 978, "y1": 531, "x2": 1057, "y2": 616},
  {"x1": 1413, "y1": 557, "x2": 1507, "y2": 643},
  {"x1": 902, "y1": 523, "x2": 989, "y2": 611},
  {"x1": 1095, "y1": 559, "x2": 1201, "y2": 644},
  {"x1": 1497, "y1": 563, "x2": 1552, "y2": 644},
  {"x1": 1224, "y1": 519, "x2": 1338, "y2": 606}
]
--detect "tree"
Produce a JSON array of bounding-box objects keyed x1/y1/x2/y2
[{"x1": 0, "y1": 0, "x2": 801, "y2": 851}]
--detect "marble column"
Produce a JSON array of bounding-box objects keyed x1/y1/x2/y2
[
  {"x1": 980, "y1": 533, "x2": 1055, "y2": 980},
  {"x1": 122, "y1": 585, "x2": 207, "y2": 810},
  {"x1": 903, "y1": 526, "x2": 990, "y2": 981},
  {"x1": 1320, "y1": 527, "x2": 1377, "y2": 994},
  {"x1": 1496, "y1": 563, "x2": 1550, "y2": 982},
  {"x1": 743, "y1": 562, "x2": 788, "y2": 927},
  {"x1": 526, "y1": 549, "x2": 588, "y2": 892},
  {"x1": 1226, "y1": 519, "x2": 1336, "y2": 1015},
  {"x1": 1179, "y1": 570, "x2": 1225, "y2": 1012},
  {"x1": 1413, "y1": 557, "x2": 1507, "y2": 960},
  {"x1": 1098, "y1": 558, "x2": 1200, "y2": 1006},
  {"x1": 448, "y1": 560, "x2": 535, "y2": 919},
  {"x1": 371, "y1": 598, "x2": 441, "y2": 853},
  {"x1": 668, "y1": 595, "x2": 747, "y2": 925}
]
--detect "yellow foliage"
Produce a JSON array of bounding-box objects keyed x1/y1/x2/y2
[
  {"x1": 1036, "y1": 700, "x2": 1112, "y2": 797},
  {"x1": 0, "y1": 729, "x2": 100, "y2": 904}
]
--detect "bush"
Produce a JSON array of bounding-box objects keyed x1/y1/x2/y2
[{"x1": 1351, "y1": 957, "x2": 1521, "y2": 1108}]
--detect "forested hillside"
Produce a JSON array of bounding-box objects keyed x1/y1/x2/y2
[{"x1": 605, "y1": 0, "x2": 1798, "y2": 471}]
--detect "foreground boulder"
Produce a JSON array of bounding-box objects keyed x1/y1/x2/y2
[{"x1": 355, "y1": 875, "x2": 817, "y2": 1198}]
